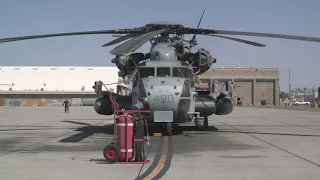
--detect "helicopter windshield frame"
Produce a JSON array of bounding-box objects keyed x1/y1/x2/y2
[
  {"x1": 157, "y1": 67, "x2": 171, "y2": 77},
  {"x1": 138, "y1": 66, "x2": 190, "y2": 79},
  {"x1": 172, "y1": 67, "x2": 189, "y2": 78},
  {"x1": 139, "y1": 67, "x2": 155, "y2": 78}
]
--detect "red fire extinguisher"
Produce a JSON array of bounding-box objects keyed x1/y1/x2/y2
[{"x1": 116, "y1": 115, "x2": 134, "y2": 162}]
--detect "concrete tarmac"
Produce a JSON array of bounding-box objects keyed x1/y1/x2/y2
[
  {"x1": 255, "y1": 105, "x2": 320, "y2": 112},
  {"x1": 0, "y1": 106, "x2": 320, "y2": 180}
]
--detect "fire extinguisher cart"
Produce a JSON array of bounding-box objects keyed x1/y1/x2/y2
[{"x1": 102, "y1": 90, "x2": 151, "y2": 164}]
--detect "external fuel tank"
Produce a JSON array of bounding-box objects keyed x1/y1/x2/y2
[
  {"x1": 93, "y1": 91, "x2": 132, "y2": 115},
  {"x1": 195, "y1": 92, "x2": 234, "y2": 117}
]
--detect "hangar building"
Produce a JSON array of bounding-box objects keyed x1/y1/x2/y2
[
  {"x1": 198, "y1": 68, "x2": 280, "y2": 106},
  {"x1": 0, "y1": 66, "x2": 124, "y2": 106},
  {"x1": 0, "y1": 66, "x2": 121, "y2": 92},
  {"x1": 0, "y1": 66, "x2": 279, "y2": 106}
]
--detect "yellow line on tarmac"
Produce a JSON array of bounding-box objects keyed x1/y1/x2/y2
[{"x1": 143, "y1": 136, "x2": 168, "y2": 180}]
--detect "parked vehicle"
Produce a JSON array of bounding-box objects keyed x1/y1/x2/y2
[{"x1": 293, "y1": 101, "x2": 310, "y2": 105}]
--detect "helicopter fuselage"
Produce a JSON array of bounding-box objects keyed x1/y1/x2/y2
[
  {"x1": 130, "y1": 42, "x2": 196, "y2": 123},
  {"x1": 133, "y1": 76, "x2": 194, "y2": 123}
]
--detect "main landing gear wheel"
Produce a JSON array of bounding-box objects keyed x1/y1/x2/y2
[
  {"x1": 194, "y1": 116, "x2": 208, "y2": 130},
  {"x1": 162, "y1": 122, "x2": 172, "y2": 136},
  {"x1": 103, "y1": 143, "x2": 120, "y2": 164},
  {"x1": 204, "y1": 116, "x2": 209, "y2": 130}
]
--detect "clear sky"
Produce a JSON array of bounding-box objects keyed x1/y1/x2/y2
[{"x1": 1, "y1": 0, "x2": 320, "y2": 92}]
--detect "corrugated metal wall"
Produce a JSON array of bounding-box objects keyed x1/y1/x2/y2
[
  {"x1": 0, "y1": 98, "x2": 96, "y2": 106},
  {"x1": 0, "y1": 66, "x2": 122, "y2": 92}
]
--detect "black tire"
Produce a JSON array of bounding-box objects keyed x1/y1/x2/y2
[
  {"x1": 162, "y1": 122, "x2": 172, "y2": 136},
  {"x1": 167, "y1": 122, "x2": 172, "y2": 136},
  {"x1": 103, "y1": 143, "x2": 120, "y2": 164},
  {"x1": 134, "y1": 120, "x2": 145, "y2": 162}
]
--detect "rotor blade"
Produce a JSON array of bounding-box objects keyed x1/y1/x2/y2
[
  {"x1": 0, "y1": 29, "x2": 141, "y2": 43},
  {"x1": 110, "y1": 28, "x2": 169, "y2": 55},
  {"x1": 194, "y1": 28, "x2": 320, "y2": 43},
  {"x1": 207, "y1": 34, "x2": 266, "y2": 47},
  {"x1": 112, "y1": 35, "x2": 125, "y2": 37},
  {"x1": 102, "y1": 33, "x2": 142, "y2": 47}
]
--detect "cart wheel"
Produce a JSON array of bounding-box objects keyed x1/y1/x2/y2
[{"x1": 103, "y1": 144, "x2": 120, "y2": 164}]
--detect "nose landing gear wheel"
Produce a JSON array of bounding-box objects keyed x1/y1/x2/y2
[
  {"x1": 162, "y1": 122, "x2": 172, "y2": 136},
  {"x1": 103, "y1": 144, "x2": 121, "y2": 164}
]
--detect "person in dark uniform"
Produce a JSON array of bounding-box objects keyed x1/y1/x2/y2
[{"x1": 63, "y1": 98, "x2": 71, "y2": 113}]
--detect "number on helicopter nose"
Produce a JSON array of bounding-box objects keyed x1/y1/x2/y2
[{"x1": 153, "y1": 95, "x2": 174, "y2": 103}]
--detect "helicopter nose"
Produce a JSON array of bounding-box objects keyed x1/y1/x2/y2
[
  {"x1": 144, "y1": 79, "x2": 184, "y2": 100},
  {"x1": 146, "y1": 88, "x2": 180, "y2": 96}
]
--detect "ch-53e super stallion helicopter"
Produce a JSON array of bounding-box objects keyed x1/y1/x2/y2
[{"x1": 1, "y1": 11, "x2": 320, "y2": 136}]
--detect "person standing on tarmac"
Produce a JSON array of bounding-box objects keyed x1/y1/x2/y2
[{"x1": 63, "y1": 98, "x2": 71, "y2": 113}]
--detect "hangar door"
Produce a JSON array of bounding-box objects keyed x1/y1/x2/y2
[
  {"x1": 0, "y1": 98, "x2": 4, "y2": 106},
  {"x1": 255, "y1": 81, "x2": 275, "y2": 105},
  {"x1": 234, "y1": 81, "x2": 253, "y2": 106}
]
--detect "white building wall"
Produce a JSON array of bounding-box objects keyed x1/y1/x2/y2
[{"x1": 0, "y1": 66, "x2": 122, "y2": 92}]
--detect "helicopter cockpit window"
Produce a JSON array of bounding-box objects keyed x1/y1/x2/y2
[
  {"x1": 139, "y1": 67, "x2": 155, "y2": 78},
  {"x1": 157, "y1": 67, "x2": 170, "y2": 77},
  {"x1": 172, "y1": 67, "x2": 189, "y2": 78}
]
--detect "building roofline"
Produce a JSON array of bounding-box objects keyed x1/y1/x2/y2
[
  {"x1": 0, "y1": 66, "x2": 117, "y2": 68},
  {"x1": 0, "y1": 66, "x2": 279, "y2": 70},
  {"x1": 212, "y1": 68, "x2": 279, "y2": 70}
]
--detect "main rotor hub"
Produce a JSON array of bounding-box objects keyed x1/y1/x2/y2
[{"x1": 143, "y1": 21, "x2": 185, "y2": 34}]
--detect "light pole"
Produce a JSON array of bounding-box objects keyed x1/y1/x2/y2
[
  {"x1": 279, "y1": 66, "x2": 292, "y2": 100},
  {"x1": 288, "y1": 64, "x2": 291, "y2": 100}
]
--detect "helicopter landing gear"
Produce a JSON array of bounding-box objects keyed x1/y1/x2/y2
[
  {"x1": 204, "y1": 116, "x2": 209, "y2": 130},
  {"x1": 194, "y1": 116, "x2": 208, "y2": 130},
  {"x1": 161, "y1": 122, "x2": 172, "y2": 136}
]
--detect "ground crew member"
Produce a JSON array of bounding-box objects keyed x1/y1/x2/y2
[{"x1": 63, "y1": 98, "x2": 71, "y2": 113}]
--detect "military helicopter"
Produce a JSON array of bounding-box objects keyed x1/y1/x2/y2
[{"x1": 1, "y1": 11, "x2": 320, "y2": 136}]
